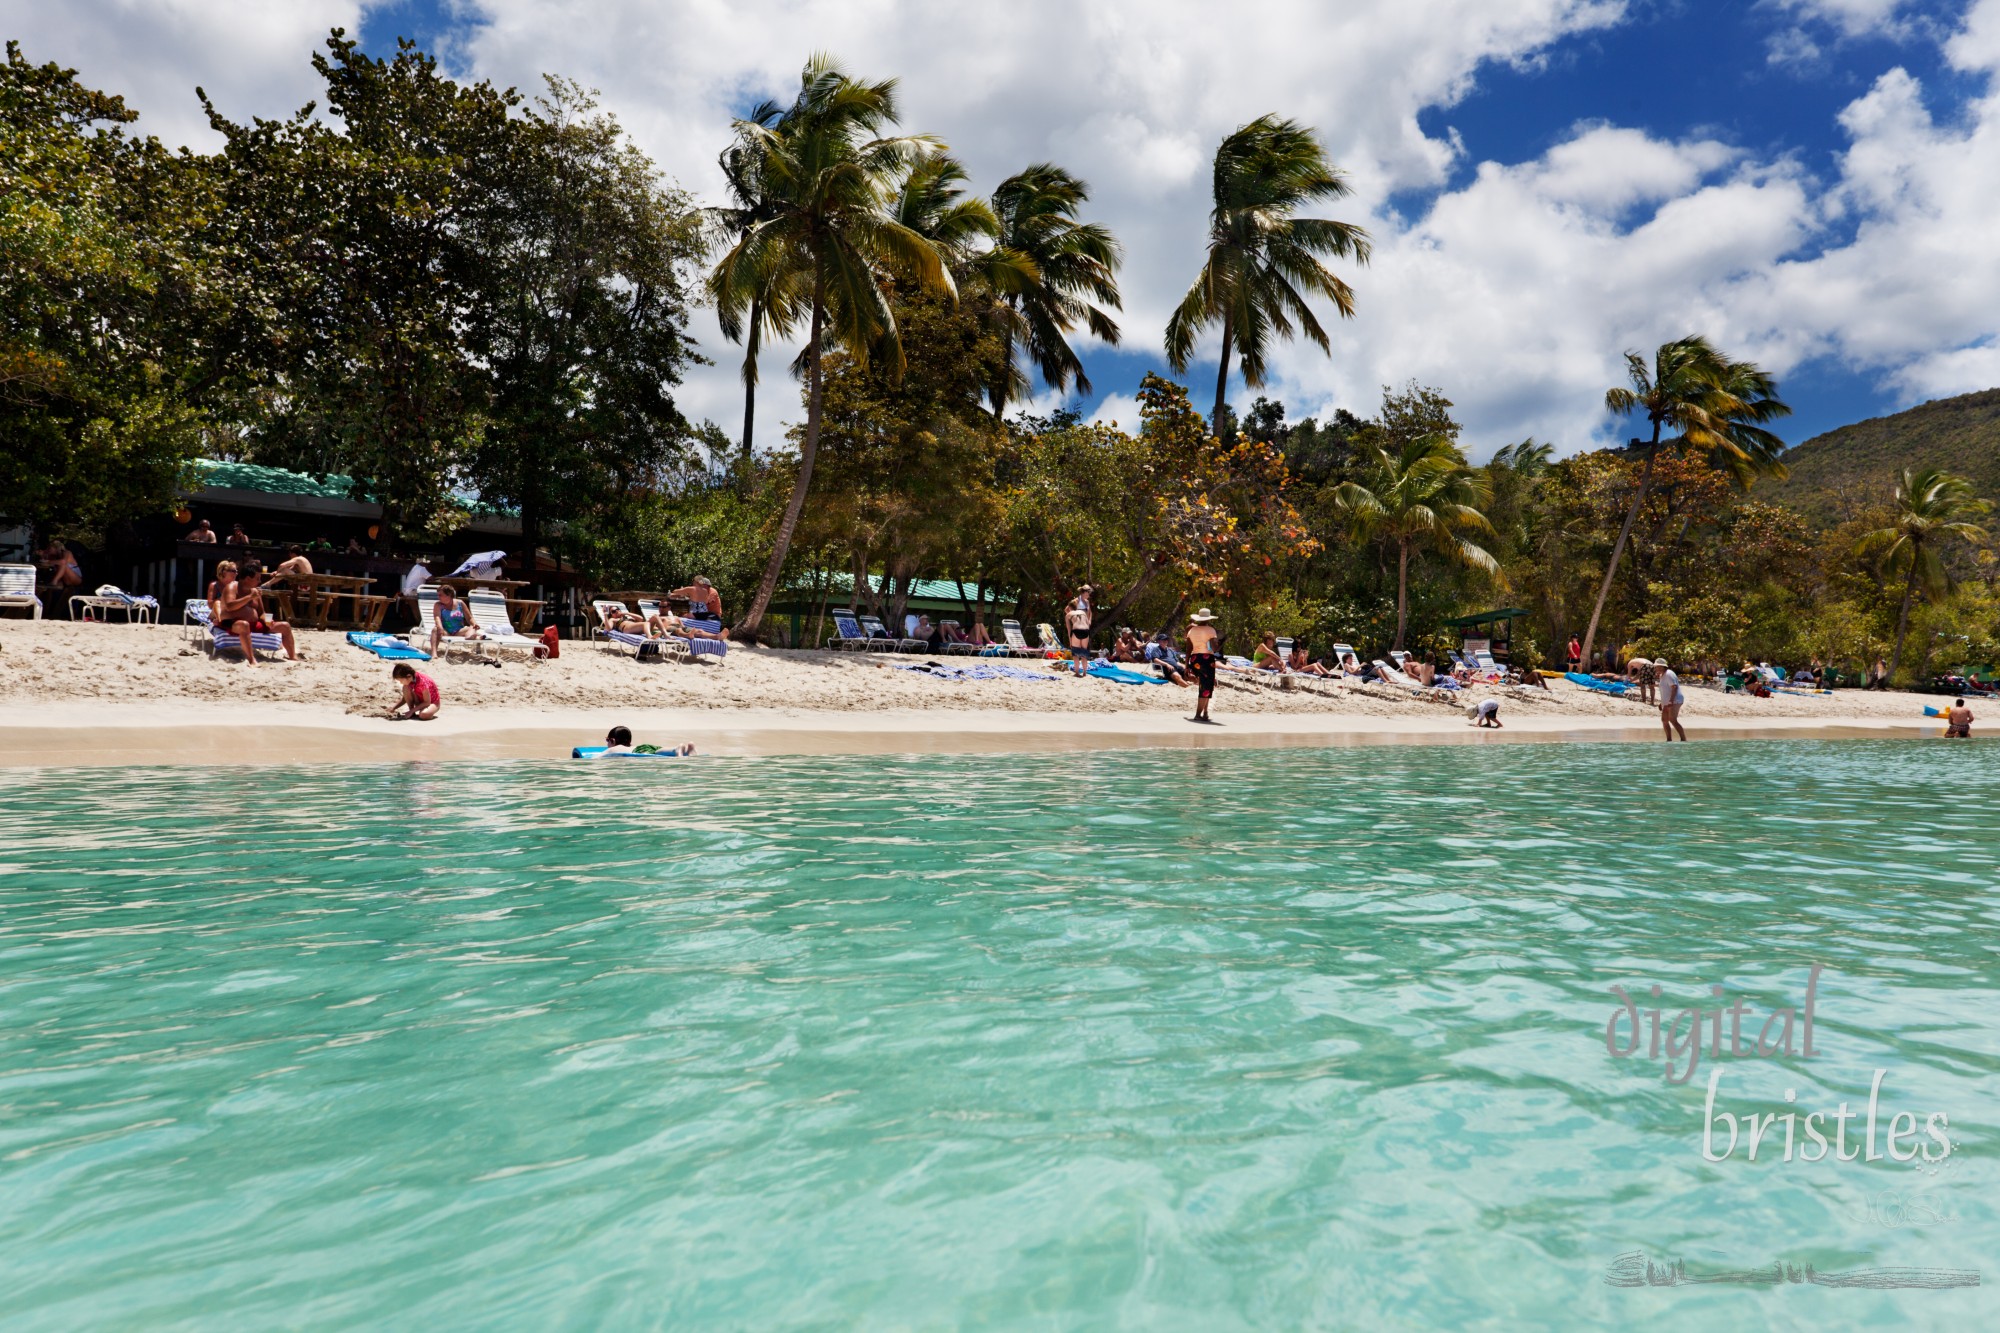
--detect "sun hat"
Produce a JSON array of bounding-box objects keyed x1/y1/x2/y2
[{"x1": 1189, "y1": 608, "x2": 1217, "y2": 623}]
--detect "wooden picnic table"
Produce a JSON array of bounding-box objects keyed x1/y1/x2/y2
[
  {"x1": 431, "y1": 575, "x2": 532, "y2": 596},
  {"x1": 263, "y1": 571, "x2": 384, "y2": 631}
]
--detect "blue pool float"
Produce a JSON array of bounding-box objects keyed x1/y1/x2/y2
[{"x1": 571, "y1": 746, "x2": 686, "y2": 759}]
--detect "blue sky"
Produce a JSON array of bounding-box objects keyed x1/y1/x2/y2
[{"x1": 24, "y1": 1, "x2": 2000, "y2": 456}]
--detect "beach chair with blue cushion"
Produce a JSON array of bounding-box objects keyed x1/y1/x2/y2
[
  {"x1": 0, "y1": 565, "x2": 42, "y2": 619},
  {"x1": 824, "y1": 608, "x2": 878, "y2": 651},
  {"x1": 187, "y1": 599, "x2": 286, "y2": 661},
  {"x1": 641, "y1": 600, "x2": 727, "y2": 661},
  {"x1": 591, "y1": 599, "x2": 690, "y2": 663}
]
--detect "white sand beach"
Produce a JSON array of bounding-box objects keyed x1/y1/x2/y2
[{"x1": 0, "y1": 620, "x2": 1956, "y2": 765}]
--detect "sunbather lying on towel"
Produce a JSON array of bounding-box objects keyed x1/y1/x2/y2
[
  {"x1": 648, "y1": 608, "x2": 727, "y2": 641},
  {"x1": 601, "y1": 606, "x2": 651, "y2": 635}
]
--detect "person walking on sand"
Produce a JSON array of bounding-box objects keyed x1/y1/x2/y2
[
  {"x1": 1657, "y1": 660, "x2": 1687, "y2": 741},
  {"x1": 1945, "y1": 698, "x2": 1974, "y2": 738},
  {"x1": 1065, "y1": 585, "x2": 1094, "y2": 676},
  {"x1": 1186, "y1": 608, "x2": 1221, "y2": 723}
]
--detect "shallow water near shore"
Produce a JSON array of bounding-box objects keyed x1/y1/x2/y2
[{"x1": 2, "y1": 740, "x2": 1995, "y2": 1328}]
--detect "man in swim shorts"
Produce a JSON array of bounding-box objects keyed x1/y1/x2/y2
[
  {"x1": 1945, "y1": 698, "x2": 1974, "y2": 738},
  {"x1": 1186, "y1": 608, "x2": 1220, "y2": 723}
]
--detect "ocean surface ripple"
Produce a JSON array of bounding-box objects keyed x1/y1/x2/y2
[{"x1": 1, "y1": 741, "x2": 1994, "y2": 1328}]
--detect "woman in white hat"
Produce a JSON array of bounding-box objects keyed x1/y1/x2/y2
[{"x1": 1185, "y1": 608, "x2": 1220, "y2": 722}]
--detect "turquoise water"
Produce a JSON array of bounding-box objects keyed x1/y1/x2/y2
[{"x1": 1, "y1": 741, "x2": 1995, "y2": 1329}]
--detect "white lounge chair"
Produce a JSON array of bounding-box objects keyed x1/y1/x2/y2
[
  {"x1": 938, "y1": 619, "x2": 977, "y2": 655},
  {"x1": 406, "y1": 584, "x2": 487, "y2": 658},
  {"x1": 860, "y1": 612, "x2": 923, "y2": 652},
  {"x1": 590, "y1": 598, "x2": 689, "y2": 662},
  {"x1": 639, "y1": 598, "x2": 727, "y2": 660},
  {"x1": 1331, "y1": 643, "x2": 1364, "y2": 677},
  {"x1": 1000, "y1": 619, "x2": 1040, "y2": 657},
  {"x1": 824, "y1": 607, "x2": 877, "y2": 651},
  {"x1": 0, "y1": 564, "x2": 42, "y2": 619},
  {"x1": 468, "y1": 590, "x2": 540, "y2": 655}
]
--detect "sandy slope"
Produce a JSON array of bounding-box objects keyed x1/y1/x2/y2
[{"x1": 0, "y1": 619, "x2": 1955, "y2": 765}]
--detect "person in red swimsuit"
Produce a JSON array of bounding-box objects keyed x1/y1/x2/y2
[{"x1": 387, "y1": 663, "x2": 441, "y2": 720}]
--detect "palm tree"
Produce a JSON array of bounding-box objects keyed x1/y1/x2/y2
[
  {"x1": 1581, "y1": 336, "x2": 1789, "y2": 665},
  {"x1": 985, "y1": 164, "x2": 1123, "y2": 415},
  {"x1": 710, "y1": 56, "x2": 954, "y2": 643},
  {"x1": 1165, "y1": 115, "x2": 1369, "y2": 440},
  {"x1": 1856, "y1": 468, "x2": 1991, "y2": 681},
  {"x1": 1335, "y1": 434, "x2": 1498, "y2": 649},
  {"x1": 708, "y1": 101, "x2": 803, "y2": 463}
]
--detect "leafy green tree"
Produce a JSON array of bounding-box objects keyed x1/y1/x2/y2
[
  {"x1": 0, "y1": 43, "x2": 210, "y2": 538},
  {"x1": 1584, "y1": 335, "x2": 1789, "y2": 663},
  {"x1": 793, "y1": 288, "x2": 1008, "y2": 629},
  {"x1": 204, "y1": 31, "x2": 515, "y2": 540},
  {"x1": 1335, "y1": 434, "x2": 1498, "y2": 649},
  {"x1": 984, "y1": 164, "x2": 1122, "y2": 414},
  {"x1": 1855, "y1": 467, "x2": 1992, "y2": 680},
  {"x1": 462, "y1": 78, "x2": 704, "y2": 562},
  {"x1": 709, "y1": 55, "x2": 952, "y2": 642},
  {"x1": 1164, "y1": 115, "x2": 1369, "y2": 440}
]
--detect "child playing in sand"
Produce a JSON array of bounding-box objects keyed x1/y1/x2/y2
[
  {"x1": 386, "y1": 663, "x2": 440, "y2": 720},
  {"x1": 1468, "y1": 698, "x2": 1502, "y2": 728}
]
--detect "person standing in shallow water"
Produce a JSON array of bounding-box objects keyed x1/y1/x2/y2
[{"x1": 1186, "y1": 608, "x2": 1220, "y2": 723}]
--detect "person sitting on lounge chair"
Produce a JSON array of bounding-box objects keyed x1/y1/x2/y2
[
  {"x1": 968, "y1": 621, "x2": 995, "y2": 650},
  {"x1": 1338, "y1": 651, "x2": 1364, "y2": 675},
  {"x1": 431, "y1": 585, "x2": 485, "y2": 656},
  {"x1": 1253, "y1": 631, "x2": 1288, "y2": 672},
  {"x1": 1112, "y1": 628, "x2": 1145, "y2": 663},
  {"x1": 216, "y1": 563, "x2": 298, "y2": 664},
  {"x1": 1145, "y1": 633, "x2": 1190, "y2": 686},
  {"x1": 1286, "y1": 645, "x2": 1331, "y2": 677}
]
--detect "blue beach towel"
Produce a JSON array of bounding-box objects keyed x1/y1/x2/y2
[
  {"x1": 889, "y1": 661, "x2": 1056, "y2": 683},
  {"x1": 1086, "y1": 662, "x2": 1169, "y2": 686},
  {"x1": 346, "y1": 630, "x2": 430, "y2": 661},
  {"x1": 1565, "y1": 671, "x2": 1630, "y2": 696}
]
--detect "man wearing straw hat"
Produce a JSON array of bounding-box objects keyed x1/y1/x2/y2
[{"x1": 1185, "y1": 607, "x2": 1221, "y2": 723}]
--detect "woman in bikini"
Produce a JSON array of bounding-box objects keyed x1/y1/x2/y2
[{"x1": 430, "y1": 585, "x2": 484, "y2": 656}]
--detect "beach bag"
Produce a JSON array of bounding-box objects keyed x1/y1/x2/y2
[{"x1": 537, "y1": 624, "x2": 560, "y2": 659}]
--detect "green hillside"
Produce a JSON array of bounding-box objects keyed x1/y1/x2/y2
[{"x1": 1766, "y1": 388, "x2": 2000, "y2": 521}]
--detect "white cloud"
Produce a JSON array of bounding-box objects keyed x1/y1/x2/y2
[
  {"x1": 1767, "y1": 0, "x2": 1920, "y2": 39},
  {"x1": 19, "y1": 0, "x2": 2000, "y2": 460},
  {"x1": 9, "y1": 0, "x2": 375, "y2": 146}
]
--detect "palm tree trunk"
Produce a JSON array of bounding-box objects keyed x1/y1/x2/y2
[
  {"x1": 738, "y1": 299, "x2": 763, "y2": 462},
  {"x1": 1887, "y1": 552, "x2": 1920, "y2": 682},
  {"x1": 1393, "y1": 540, "x2": 1410, "y2": 650},
  {"x1": 1094, "y1": 560, "x2": 1161, "y2": 632},
  {"x1": 1580, "y1": 423, "x2": 1662, "y2": 665},
  {"x1": 736, "y1": 275, "x2": 826, "y2": 644},
  {"x1": 1212, "y1": 318, "x2": 1233, "y2": 441}
]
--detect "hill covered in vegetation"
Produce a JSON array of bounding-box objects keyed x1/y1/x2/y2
[{"x1": 1768, "y1": 388, "x2": 2000, "y2": 519}]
